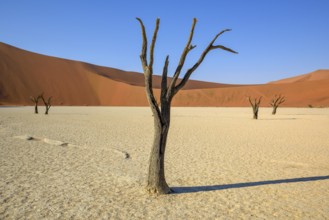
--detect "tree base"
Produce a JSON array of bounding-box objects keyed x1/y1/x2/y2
[{"x1": 146, "y1": 184, "x2": 172, "y2": 195}]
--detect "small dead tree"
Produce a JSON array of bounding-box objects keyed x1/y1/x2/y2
[
  {"x1": 136, "y1": 17, "x2": 237, "y2": 195},
  {"x1": 248, "y1": 96, "x2": 262, "y2": 119},
  {"x1": 30, "y1": 94, "x2": 42, "y2": 114},
  {"x1": 270, "y1": 94, "x2": 285, "y2": 115},
  {"x1": 41, "y1": 95, "x2": 52, "y2": 115}
]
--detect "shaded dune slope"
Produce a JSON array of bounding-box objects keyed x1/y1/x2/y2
[{"x1": 1, "y1": 42, "x2": 328, "y2": 107}]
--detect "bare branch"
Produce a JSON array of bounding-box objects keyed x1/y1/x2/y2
[
  {"x1": 248, "y1": 96, "x2": 262, "y2": 119},
  {"x1": 161, "y1": 56, "x2": 169, "y2": 101},
  {"x1": 143, "y1": 58, "x2": 161, "y2": 122},
  {"x1": 211, "y1": 45, "x2": 238, "y2": 54},
  {"x1": 248, "y1": 96, "x2": 254, "y2": 107},
  {"x1": 137, "y1": 18, "x2": 238, "y2": 195},
  {"x1": 248, "y1": 96, "x2": 262, "y2": 107},
  {"x1": 189, "y1": 44, "x2": 197, "y2": 51},
  {"x1": 174, "y1": 29, "x2": 237, "y2": 94},
  {"x1": 40, "y1": 94, "x2": 45, "y2": 104},
  {"x1": 271, "y1": 94, "x2": 285, "y2": 107},
  {"x1": 42, "y1": 95, "x2": 51, "y2": 106},
  {"x1": 149, "y1": 18, "x2": 160, "y2": 71},
  {"x1": 136, "y1": 18, "x2": 148, "y2": 70},
  {"x1": 271, "y1": 94, "x2": 285, "y2": 115},
  {"x1": 257, "y1": 96, "x2": 262, "y2": 105},
  {"x1": 40, "y1": 94, "x2": 52, "y2": 114},
  {"x1": 167, "y1": 18, "x2": 197, "y2": 99},
  {"x1": 30, "y1": 93, "x2": 42, "y2": 103},
  {"x1": 278, "y1": 96, "x2": 285, "y2": 105},
  {"x1": 209, "y1": 29, "x2": 232, "y2": 46},
  {"x1": 136, "y1": 18, "x2": 162, "y2": 122}
]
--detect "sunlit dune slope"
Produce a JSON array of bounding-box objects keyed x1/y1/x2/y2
[{"x1": 1, "y1": 42, "x2": 328, "y2": 107}]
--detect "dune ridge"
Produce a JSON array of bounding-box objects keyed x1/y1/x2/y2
[
  {"x1": 269, "y1": 69, "x2": 329, "y2": 84},
  {"x1": 1, "y1": 42, "x2": 328, "y2": 107}
]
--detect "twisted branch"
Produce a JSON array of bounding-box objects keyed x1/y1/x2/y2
[
  {"x1": 270, "y1": 94, "x2": 285, "y2": 107},
  {"x1": 173, "y1": 28, "x2": 238, "y2": 95},
  {"x1": 167, "y1": 18, "x2": 197, "y2": 99},
  {"x1": 136, "y1": 17, "x2": 162, "y2": 123}
]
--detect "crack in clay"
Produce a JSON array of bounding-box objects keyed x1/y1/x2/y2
[{"x1": 14, "y1": 135, "x2": 130, "y2": 159}]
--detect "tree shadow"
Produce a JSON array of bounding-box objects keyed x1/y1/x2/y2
[
  {"x1": 171, "y1": 175, "x2": 329, "y2": 194},
  {"x1": 260, "y1": 118, "x2": 297, "y2": 120}
]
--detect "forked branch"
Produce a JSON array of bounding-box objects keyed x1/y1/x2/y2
[
  {"x1": 30, "y1": 93, "x2": 43, "y2": 114},
  {"x1": 270, "y1": 94, "x2": 285, "y2": 107},
  {"x1": 167, "y1": 18, "x2": 197, "y2": 98},
  {"x1": 136, "y1": 18, "x2": 148, "y2": 70},
  {"x1": 270, "y1": 94, "x2": 285, "y2": 115},
  {"x1": 248, "y1": 96, "x2": 262, "y2": 119},
  {"x1": 161, "y1": 56, "x2": 170, "y2": 101},
  {"x1": 137, "y1": 17, "x2": 237, "y2": 104},
  {"x1": 136, "y1": 17, "x2": 162, "y2": 122},
  {"x1": 173, "y1": 28, "x2": 238, "y2": 95},
  {"x1": 136, "y1": 17, "x2": 237, "y2": 195},
  {"x1": 41, "y1": 94, "x2": 52, "y2": 115},
  {"x1": 248, "y1": 96, "x2": 262, "y2": 107},
  {"x1": 149, "y1": 18, "x2": 160, "y2": 72}
]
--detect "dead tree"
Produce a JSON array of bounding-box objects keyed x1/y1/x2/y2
[
  {"x1": 30, "y1": 94, "x2": 42, "y2": 114},
  {"x1": 270, "y1": 94, "x2": 285, "y2": 115},
  {"x1": 136, "y1": 17, "x2": 237, "y2": 195},
  {"x1": 41, "y1": 95, "x2": 52, "y2": 115},
  {"x1": 248, "y1": 96, "x2": 262, "y2": 119}
]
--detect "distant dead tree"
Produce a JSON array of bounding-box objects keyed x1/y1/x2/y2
[
  {"x1": 248, "y1": 96, "x2": 262, "y2": 119},
  {"x1": 41, "y1": 94, "x2": 52, "y2": 115},
  {"x1": 136, "y1": 17, "x2": 237, "y2": 195},
  {"x1": 270, "y1": 94, "x2": 285, "y2": 115},
  {"x1": 30, "y1": 94, "x2": 42, "y2": 114}
]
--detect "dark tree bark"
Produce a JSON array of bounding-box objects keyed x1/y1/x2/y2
[
  {"x1": 30, "y1": 94, "x2": 42, "y2": 114},
  {"x1": 270, "y1": 95, "x2": 285, "y2": 115},
  {"x1": 41, "y1": 95, "x2": 52, "y2": 115},
  {"x1": 136, "y1": 18, "x2": 237, "y2": 195},
  {"x1": 248, "y1": 96, "x2": 262, "y2": 119}
]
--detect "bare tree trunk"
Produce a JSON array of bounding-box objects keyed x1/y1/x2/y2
[
  {"x1": 147, "y1": 111, "x2": 171, "y2": 194},
  {"x1": 253, "y1": 107, "x2": 259, "y2": 119},
  {"x1": 249, "y1": 96, "x2": 262, "y2": 120},
  {"x1": 270, "y1": 95, "x2": 285, "y2": 115},
  {"x1": 34, "y1": 103, "x2": 38, "y2": 114},
  {"x1": 45, "y1": 104, "x2": 51, "y2": 115},
  {"x1": 136, "y1": 17, "x2": 237, "y2": 195},
  {"x1": 41, "y1": 95, "x2": 52, "y2": 115},
  {"x1": 30, "y1": 95, "x2": 41, "y2": 114}
]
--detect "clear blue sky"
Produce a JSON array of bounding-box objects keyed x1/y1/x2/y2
[{"x1": 1, "y1": 0, "x2": 328, "y2": 84}]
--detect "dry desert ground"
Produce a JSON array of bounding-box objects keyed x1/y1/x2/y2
[{"x1": 0, "y1": 106, "x2": 328, "y2": 219}]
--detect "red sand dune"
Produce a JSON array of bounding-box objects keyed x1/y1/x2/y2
[
  {"x1": 269, "y1": 69, "x2": 329, "y2": 84},
  {"x1": 1, "y1": 42, "x2": 328, "y2": 107}
]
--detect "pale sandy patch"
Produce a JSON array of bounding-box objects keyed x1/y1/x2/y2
[{"x1": 0, "y1": 107, "x2": 328, "y2": 219}]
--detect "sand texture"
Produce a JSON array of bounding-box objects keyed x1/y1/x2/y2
[
  {"x1": 1, "y1": 107, "x2": 329, "y2": 219},
  {"x1": 1, "y1": 42, "x2": 329, "y2": 107}
]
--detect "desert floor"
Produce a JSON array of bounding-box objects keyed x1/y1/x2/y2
[{"x1": 0, "y1": 106, "x2": 328, "y2": 219}]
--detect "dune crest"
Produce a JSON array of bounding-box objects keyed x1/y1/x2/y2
[
  {"x1": 0, "y1": 42, "x2": 328, "y2": 107},
  {"x1": 269, "y1": 69, "x2": 329, "y2": 84}
]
